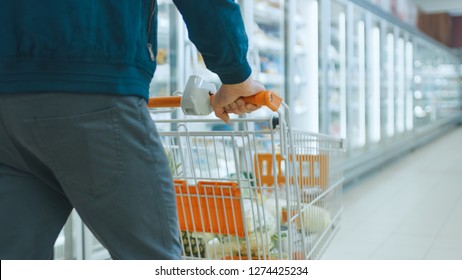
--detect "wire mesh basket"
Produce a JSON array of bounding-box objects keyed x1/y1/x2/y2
[{"x1": 152, "y1": 102, "x2": 345, "y2": 260}]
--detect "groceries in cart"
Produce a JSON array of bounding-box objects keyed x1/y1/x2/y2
[{"x1": 149, "y1": 76, "x2": 344, "y2": 260}]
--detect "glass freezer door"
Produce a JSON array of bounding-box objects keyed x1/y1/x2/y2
[
  {"x1": 150, "y1": 0, "x2": 179, "y2": 132},
  {"x1": 383, "y1": 27, "x2": 395, "y2": 138},
  {"x1": 435, "y1": 53, "x2": 460, "y2": 119},
  {"x1": 149, "y1": 0, "x2": 176, "y2": 99},
  {"x1": 326, "y1": 0, "x2": 347, "y2": 138},
  {"x1": 253, "y1": 0, "x2": 285, "y2": 95},
  {"x1": 413, "y1": 40, "x2": 435, "y2": 127},
  {"x1": 395, "y1": 32, "x2": 406, "y2": 135},
  {"x1": 405, "y1": 39, "x2": 414, "y2": 131},
  {"x1": 368, "y1": 17, "x2": 381, "y2": 143},
  {"x1": 248, "y1": 0, "x2": 285, "y2": 117},
  {"x1": 347, "y1": 7, "x2": 366, "y2": 150},
  {"x1": 237, "y1": 0, "x2": 285, "y2": 120},
  {"x1": 287, "y1": 0, "x2": 319, "y2": 132}
]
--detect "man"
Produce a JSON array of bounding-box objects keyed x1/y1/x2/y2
[{"x1": 0, "y1": 0, "x2": 265, "y2": 259}]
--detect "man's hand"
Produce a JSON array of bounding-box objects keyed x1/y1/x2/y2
[{"x1": 211, "y1": 76, "x2": 266, "y2": 123}]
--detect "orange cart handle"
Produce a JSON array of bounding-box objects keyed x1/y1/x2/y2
[
  {"x1": 147, "y1": 96, "x2": 181, "y2": 108},
  {"x1": 147, "y1": 90, "x2": 282, "y2": 112},
  {"x1": 241, "y1": 90, "x2": 282, "y2": 112}
]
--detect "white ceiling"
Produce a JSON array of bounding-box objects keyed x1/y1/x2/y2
[{"x1": 412, "y1": 0, "x2": 462, "y2": 16}]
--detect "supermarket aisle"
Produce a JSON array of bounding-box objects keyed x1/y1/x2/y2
[{"x1": 322, "y1": 126, "x2": 462, "y2": 260}]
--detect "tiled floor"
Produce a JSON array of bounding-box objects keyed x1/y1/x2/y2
[{"x1": 322, "y1": 126, "x2": 462, "y2": 260}]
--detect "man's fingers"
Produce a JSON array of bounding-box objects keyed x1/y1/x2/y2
[
  {"x1": 235, "y1": 98, "x2": 245, "y2": 107},
  {"x1": 223, "y1": 98, "x2": 252, "y2": 115},
  {"x1": 219, "y1": 113, "x2": 230, "y2": 123},
  {"x1": 223, "y1": 103, "x2": 236, "y2": 112},
  {"x1": 214, "y1": 107, "x2": 230, "y2": 123},
  {"x1": 222, "y1": 99, "x2": 261, "y2": 115},
  {"x1": 245, "y1": 103, "x2": 260, "y2": 111}
]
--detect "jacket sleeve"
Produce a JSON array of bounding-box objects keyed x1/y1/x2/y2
[{"x1": 172, "y1": 0, "x2": 252, "y2": 84}]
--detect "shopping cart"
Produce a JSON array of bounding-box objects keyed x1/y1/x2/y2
[{"x1": 148, "y1": 76, "x2": 345, "y2": 260}]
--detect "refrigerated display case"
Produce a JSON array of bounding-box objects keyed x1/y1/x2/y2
[
  {"x1": 412, "y1": 42, "x2": 460, "y2": 128},
  {"x1": 150, "y1": 0, "x2": 180, "y2": 133},
  {"x1": 287, "y1": 0, "x2": 319, "y2": 132},
  {"x1": 343, "y1": 0, "x2": 460, "y2": 184},
  {"x1": 434, "y1": 54, "x2": 461, "y2": 119},
  {"x1": 237, "y1": 0, "x2": 286, "y2": 122},
  {"x1": 405, "y1": 39, "x2": 414, "y2": 131},
  {"x1": 250, "y1": 0, "x2": 285, "y2": 98},
  {"x1": 322, "y1": 0, "x2": 347, "y2": 139},
  {"x1": 347, "y1": 6, "x2": 367, "y2": 150},
  {"x1": 383, "y1": 25, "x2": 395, "y2": 138},
  {"x1": 394, "y1": 31, "x2": 406, "y2": 135},
  {"x1": 149, "y1": 0, "x2": 175, "y2": 99},
  {"x1": 368, "y1": 16, "x2": 382, "y2": 143},
  {"x1": 413, "y1": 40, "x2": 436, "y2": 127}
]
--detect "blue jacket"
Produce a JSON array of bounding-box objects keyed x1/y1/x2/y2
[{"x1": 0, "y1": 0, "x2": 252, "y2": 100}]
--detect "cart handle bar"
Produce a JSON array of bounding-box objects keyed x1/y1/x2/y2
[{"x1": 147, "y1": 90, "x2": 282, "y2": 112}]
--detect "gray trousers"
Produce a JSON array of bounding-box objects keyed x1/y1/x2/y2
[{"x1": 0, "y1": 93, "x2": 181, "y2": 259}]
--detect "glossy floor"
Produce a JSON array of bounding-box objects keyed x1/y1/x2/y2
[{"x1": 322, "y1": 126, "x2": 462, "y2": 260}]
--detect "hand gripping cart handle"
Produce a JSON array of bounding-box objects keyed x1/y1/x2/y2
[{"x1": 147, "y1": 75, "x2": 283, "y2": 115}]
